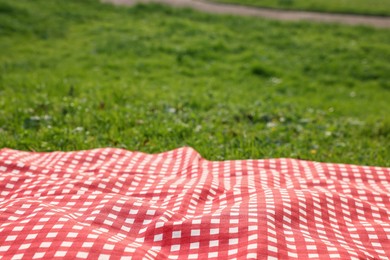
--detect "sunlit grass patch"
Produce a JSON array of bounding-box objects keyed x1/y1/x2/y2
[{"x1": 0, "y1": 0, "x2": 389, "y2": 166}]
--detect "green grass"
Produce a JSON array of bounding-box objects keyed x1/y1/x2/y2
[
  {"x1": 0, "y1": 0, "x2": 389, "y2": 166},
  {"x1": 212, "y1": 0, "x2": 390, "y2": 16}
]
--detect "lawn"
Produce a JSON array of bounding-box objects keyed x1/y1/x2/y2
[
  {"x1": 212, "y1": 0, "x2": 390, "y2": 16},
  {"x1": 0, "y1": 0, "x2": 389, "y2": 166}
]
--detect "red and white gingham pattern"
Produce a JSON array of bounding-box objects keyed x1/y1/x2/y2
[{"x1": 0, "y1": 147, "x2": 389, "y2": 259}]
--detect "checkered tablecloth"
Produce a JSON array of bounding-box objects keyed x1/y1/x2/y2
[{"x1": 0, "y1": 147, "x2": 389, "y2": 259}]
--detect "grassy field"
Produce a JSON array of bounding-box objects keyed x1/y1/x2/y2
[
  {"x1": 0, "y1": 0, "x2": 389, "y2": 166},
  {"x1": 212, "y1": 0, "x2": 390, "y2": 16}
]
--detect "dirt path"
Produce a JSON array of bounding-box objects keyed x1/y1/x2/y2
[{"x1": 104, "y1": 0, "x2": 390, "y2": 28}]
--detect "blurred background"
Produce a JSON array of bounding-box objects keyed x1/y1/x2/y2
[{"x1": 0, "y1": 0, "x2": 389, "y2": 166}]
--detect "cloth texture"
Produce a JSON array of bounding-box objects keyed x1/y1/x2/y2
[{"x1": 0, "y1": 147, "x2": 389, "y2": 259}]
